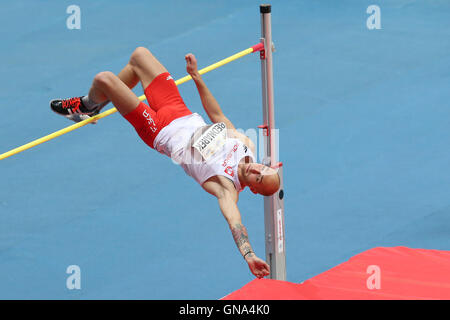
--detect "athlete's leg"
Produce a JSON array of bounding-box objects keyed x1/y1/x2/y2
[
  {"x1": 127, "y1": 46, "x2": 168, "y2": 89},
  {"x1": 50, "y1": 46, "x2": 189, "y2": 150},
  {"x1": 51, "y1": 47, "x2": 169, "y2": 122},
  {"x1": 88, "y1": 71, "x2": 140, "y2": 117},
  {"x1": 117, "y1": 63, "x2": 140, "y2": 91},
  {"x1": 86, "y1": 47, "x2": 167, "y2": 111}
]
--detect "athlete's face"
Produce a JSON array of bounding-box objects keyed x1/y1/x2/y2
[{"x1": 244, "y1": 163, "x2": 280, "y2": 196}]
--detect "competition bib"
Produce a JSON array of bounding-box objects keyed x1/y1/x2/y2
[{"x1": 192, "y1": 122, "x2": 227, "y2": 161}]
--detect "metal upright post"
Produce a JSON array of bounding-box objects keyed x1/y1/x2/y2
[{"x1": 259, "y1": 4, "x2": 286, "y2": 280}]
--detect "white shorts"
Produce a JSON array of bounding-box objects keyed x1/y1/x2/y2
[{"x1": 153, "y1": 112, "x2": 207, "y2": 160}]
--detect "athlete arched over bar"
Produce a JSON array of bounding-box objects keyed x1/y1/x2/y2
[{"x1": 50, "y1": 47, "x2": 279, "y2": 278}]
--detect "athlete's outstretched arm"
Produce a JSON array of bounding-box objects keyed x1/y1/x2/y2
[
  {"x1": 185, "y1": 53, "x2": 235, "y2": 128},
  {"x1": 185, "y1": 53, "x2": 256, "y2": 152},
  {"x1": 217, "y1": 191, "x2": 270, "y2": 278}
]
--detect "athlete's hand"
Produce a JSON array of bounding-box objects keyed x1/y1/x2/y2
[
  {"x1": 185, "y1": 53, "x2": 199, "y2": 77},
  {"x1": 246, "y1": 255, "x2": 270, "y2": 278}
]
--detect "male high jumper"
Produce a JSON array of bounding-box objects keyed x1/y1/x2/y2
[{"x1": 50, "y1": 47, "x2": 280, "y2": 278}]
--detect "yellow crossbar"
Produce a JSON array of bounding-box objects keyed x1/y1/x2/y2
[{"x1": 0, "y1": 45, "x2": 259, "y2": 161}]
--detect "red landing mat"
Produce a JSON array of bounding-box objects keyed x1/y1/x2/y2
[{"x1": 222, "y1": 247, "x2": 450, "y2": 300}]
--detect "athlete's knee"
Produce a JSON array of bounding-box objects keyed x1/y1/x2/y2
[
  {"x1": 129, "y1": 46, "x2": 152, "y2": 67},
  {"x1": 93, "y1": 71, "x2": 116, "y2": 89}
]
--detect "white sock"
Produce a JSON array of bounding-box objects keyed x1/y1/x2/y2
[{"x1": 81, "y1": 95, "x2": 110, "y2": 111}]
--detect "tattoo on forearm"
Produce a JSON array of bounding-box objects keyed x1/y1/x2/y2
[
  {"x1": 231, "y1": 223, "x2": 253, "y2": 257},
  {"x1": 231, "y1": 224, "x2": 248, "y2": 247}
]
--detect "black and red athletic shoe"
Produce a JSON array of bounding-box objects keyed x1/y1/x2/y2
[
  {"x1": 50, "y1": 96, "x2": 102, "y2": 123},
  {"x1": 50, "y1": 97, "x2": 91, "y2": 116}
]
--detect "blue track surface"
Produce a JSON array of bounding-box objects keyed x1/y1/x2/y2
[{"x1": 0, "y1": 0, "x2": 449, "y2": 299}]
